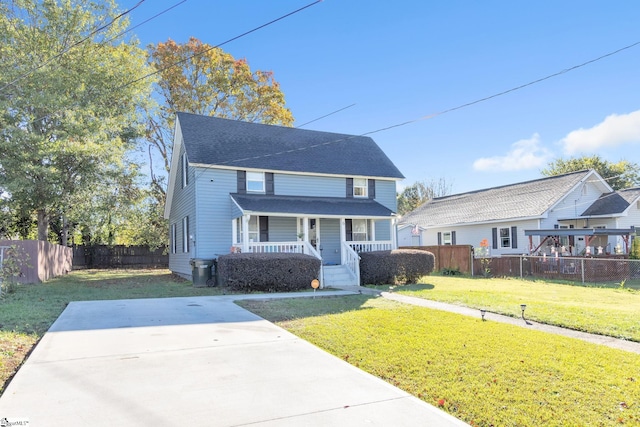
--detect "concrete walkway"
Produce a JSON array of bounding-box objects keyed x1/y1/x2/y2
[
  {"x1": 0, "y1": 291, "x2": 467, "y2": 427},
  {"x1": 347, "y1": 286, "x2": 640, "y2": 354}
]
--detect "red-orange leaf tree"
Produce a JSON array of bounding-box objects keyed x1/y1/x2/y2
[{"x1": 145, "y1": 37, "x2": 294, "y2": 201}]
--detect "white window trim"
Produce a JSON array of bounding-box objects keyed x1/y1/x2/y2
[
  {"x1": 499, "y1": 227, "x2": 511, "y2": 248},
  {"x1": 443, "y1": 232, "x2": 452, "y2": 245},
  {"x1": 353, "y1": 178, "x2": 367, "y2": 198},
  {"x1": 352, "y1": 218, "x2": 368, "y2": 241},
  {"x1": 237, "y1": 215, "x2": 260, "y2": 243},
  {"x1": 181, "y1": 153, "x2": 188, "y2": 188},
  {"x1": 182, "y1": 216, "x2": 189, "y2": 253},
  {"x1": 247, "y1": 172, "x2": 265, "y2": 193},
  {"x1": 171, "y1": 224, "x2": 177, "y2": 254}
]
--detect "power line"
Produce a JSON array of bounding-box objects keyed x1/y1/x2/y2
[
  {"x1": 362, "y1": 39, "x2": 640, "y2": 137},
  {"x1": 202, "y1": 38, "x2": 640, "y2": 170},
  {"x1": 296, "y1": 104, "x2": 356, "y2": 128},
  {"x1": 21, "y1": 0, "x2": 322, "y2": 129},
  {"x1": 0, "y1": 0, "x2": 147, "y2": 93},
  {"x1": 119, "y1": 0, "x2": 323, "y2": 92}
]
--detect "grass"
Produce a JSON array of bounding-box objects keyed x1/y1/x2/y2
[
  {"x1": 239, "y1": 295, "x2": 640, "y2": 427},
  {"x1": 0, "y1": 269, "x2": 225, "y2": 395},
  {"x1": 368, "y1": 275, "x2": 640, "y2": 342}
]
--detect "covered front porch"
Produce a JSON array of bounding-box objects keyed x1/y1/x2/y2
[{"x1": 229, "y1": 193, "x2": 398, "y2": 287}]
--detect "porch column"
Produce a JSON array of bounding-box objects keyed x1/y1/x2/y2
[
  {"x1": 340, "y1": 218, "x2": 346, "y2": 264},
  {"x1": 303, "y1": 217, "x2": 310, "y2": 242},
  {"x1": 242, "y1": 214, "x2": 250, "y2": 253},
  {"x1": 391, "y1": 217, "x2": 397, "y2": 249},
  {"x1": 231, "y1": 218, "x2": 237, "y2": 248},
  {"x1": 370, "y1": 219, "x2": 376, "y2": 242}
]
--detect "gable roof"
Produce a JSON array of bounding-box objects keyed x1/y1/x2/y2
[
  {"x1": 400, "y1": 170, "x2": 600, "y2": 227},
  {"x1": 176, "y1": 112, "x2": 404, "y2": 179},
  {"x1": 581, "y1": 187, "x2": 640, "y2": 216}
]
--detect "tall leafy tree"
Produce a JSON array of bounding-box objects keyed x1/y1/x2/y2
[
  {"x1": 0, "y1": 0, "x2": 153, "y2": 243},
  {"x1": 541, "y1": 155, "x2": 640, "y2": 190},
  {"x1": 145, "y1": 37, "x2": 295, "y2": 201},
  {"x1": 397, "y1": 178, "x2": 453, "y2": 215}
]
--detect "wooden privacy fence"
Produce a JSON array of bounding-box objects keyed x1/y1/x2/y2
[
  {"x1": 0, "y1": 240, "x2": 72, "y2": 283},
  {"x1": 401, "y1": 245, "x2": 473, "y2": 273},
  {"x1": 73, "y1": 245, "x2": 168, "y2": 269}
]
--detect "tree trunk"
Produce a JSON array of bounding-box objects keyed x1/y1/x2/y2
[
  {"x1": 61, "y1": 215, "x2": 68, "y2": 246},
  {"x1": 37, "y1": 209, "x2": 49, "y2": 241}
]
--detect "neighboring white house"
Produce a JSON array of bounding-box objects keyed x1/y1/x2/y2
[
  {"x1": 399, "y1": 170, "x2": 639, "y2": 256},
  {"x1": 164, "y1": 112, "x2": 405, "y2": 286}
]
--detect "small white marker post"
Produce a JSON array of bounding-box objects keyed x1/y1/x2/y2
[{"x1": 311, "y1": 279, "x2": 320, "y2": 298}]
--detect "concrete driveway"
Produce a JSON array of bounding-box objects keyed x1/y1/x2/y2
[{"x1": 0, "y1": 293, "x2": 467, "y2": 426}]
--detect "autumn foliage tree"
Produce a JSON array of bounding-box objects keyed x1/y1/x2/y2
[{"x1": 145, "y1": 37, "x2": 294, "y2": 201}]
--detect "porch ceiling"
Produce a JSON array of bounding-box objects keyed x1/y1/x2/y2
[{"x1": 230, "y1": 193, "x2": 395, "y2": 218}]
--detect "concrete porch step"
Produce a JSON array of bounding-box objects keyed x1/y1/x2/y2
[{"x1": 322, "y1": 265, "x2": 358, "y2": 288}]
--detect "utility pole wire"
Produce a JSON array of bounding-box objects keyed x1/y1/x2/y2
[{"x1": 0, "y1": 0, "x2": 147, "y2": 93}]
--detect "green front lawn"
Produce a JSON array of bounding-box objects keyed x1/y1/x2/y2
[
  {"x1": 240, "y1": 295, "x2": 640, "y2": 427},
  {"x1": 369, "y1": 275, "x2": 640, "y2": 341}
]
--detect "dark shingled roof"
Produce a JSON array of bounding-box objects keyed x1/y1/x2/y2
[
  {"x1": 231, "y1": 194, "x2": 395, "y2": 217},
  {"x1": 177, "y1": 112, "x2": 404, "y2": 179},
  {"x1": 400, "y1": 170, "x2": 592, "y2": 227},
  {"x1": 581, "y1": 187, "x2": 640, "y2": 216}
]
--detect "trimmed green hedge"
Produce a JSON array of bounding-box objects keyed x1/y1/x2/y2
[
  {"x1": 360, "y1": 249, "x2": 435, "y2": 285},
  {"x1": 217, "y1": 253, "x2": 321, "y2": 293}
]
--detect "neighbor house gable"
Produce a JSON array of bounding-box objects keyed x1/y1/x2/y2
[{"x1": 400, "y1": 170, "x2": 610, "y2": 229}]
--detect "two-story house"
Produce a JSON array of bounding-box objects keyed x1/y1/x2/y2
[{"x1": 164, "y1": 112, "x2": 405, "y2": 286}]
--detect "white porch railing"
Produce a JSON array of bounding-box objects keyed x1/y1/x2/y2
[
  {"x1": 342, "y1": 242, "x2": 360, "y2": 286},
  {"x1": 347, "y1": 240, "x2": 393, "y2": 253}
]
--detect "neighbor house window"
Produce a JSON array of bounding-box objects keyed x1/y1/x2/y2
[
  {"x1": 443, "y1": 232, "x2": 452, "y2": 245},
  {"x1": 246, "y1": 172, "x2": 265, "y2": 192},
  {"x1": 352, "y1": 219, "x2": 367, "y2": 241},
  {"x1": 353, "y1": 178, "x2": 367, "y2": 197},
  {"x1": 171, "y1": 224, "x2": 177, "y2": 254},
  {"x1": 182, "y1": 216, "x2": 189, "y2": 252},
  {"x1": 500, "y1": 227, "x2": 510, "y2": 248}
]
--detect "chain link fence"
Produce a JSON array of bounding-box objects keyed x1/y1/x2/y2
[{"x1": 480, "y1": 255, "x2": 640, "y2": 286}]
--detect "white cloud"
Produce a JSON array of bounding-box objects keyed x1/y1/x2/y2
[
  {"x1": 561, "y1": 110, "x2": 640, "y2": 155},
  {"x1": 473, "y1": 134, "x2": 552, "y2": 171}
]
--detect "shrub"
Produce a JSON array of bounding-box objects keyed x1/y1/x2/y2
[
  {"x1": 360, "y1": 249, "x2": 435, "y2": 285},
  {"x1": 630, "y1": 236, "x2": 640, "y2": 260},
  {"x1": 216, "y1": 253, "x2": 321, "y2": 293}
]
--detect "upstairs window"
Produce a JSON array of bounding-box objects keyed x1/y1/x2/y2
[
  {"x1": 247, "y1": 172, "x2": 265, "y2": 192},
  {"x1": 181, "y1": 153, "x2": 189, "y2": 188},
  {"x1": 353, "y1": 178, "x2": 367, "y2": 197}
]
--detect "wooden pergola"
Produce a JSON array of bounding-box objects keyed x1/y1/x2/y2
[{"x1": 524, "y1": 228, "x2": 636, "y2": 255}]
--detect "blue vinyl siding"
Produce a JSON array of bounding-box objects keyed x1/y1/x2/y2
[
  {"x1": 275, "y1": 173, "x2": 346, "y2": 197},
  {"x1": 168, "y1": 143, "x2": 196, "y2": 278},
  {"x1": 268, "y1": 217, "x2": 297, "y2": 241},
  {"x1": 375, "y1": 220, "x2": 391, "y2": 240},
  {"x1": 195, "y1": 168, "x2": 237, "y2": 260},
  {"x1": 319, "y1": 218, "x2": 341, "y2": 265},
  {"x1": 374, "y1": 180, "x2": 397, "y2": 212}
]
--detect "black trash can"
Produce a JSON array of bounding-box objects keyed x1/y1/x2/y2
[{"x1": 190, "y1": 258, "x2": 213, "y2": 287}]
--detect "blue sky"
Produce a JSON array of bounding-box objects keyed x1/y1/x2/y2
[{"x1": 124, "y1": 0, "x2": 640, "y2": 194}]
